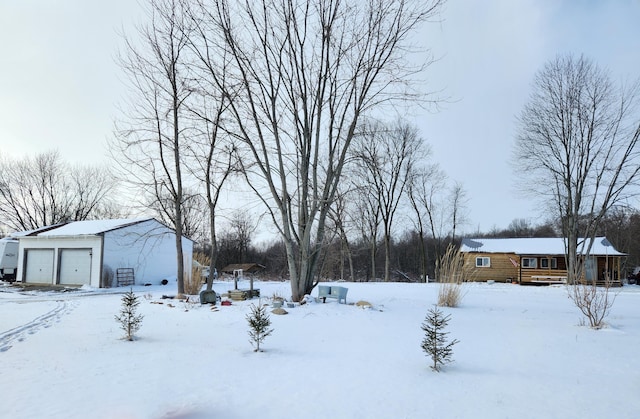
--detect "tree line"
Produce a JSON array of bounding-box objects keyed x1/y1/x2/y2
[
  {"x1": 205, "y1": 209, "x2": 640, "y2": 283},
  {"x1": 2, "y1": 2, "x2": 639, "y2": 298},
  {"x1": 0, "y1": 150, "x2": 122, "y2": 232}
]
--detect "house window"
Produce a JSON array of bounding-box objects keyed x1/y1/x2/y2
[
  {"x1": 522, "y1": 258, "x2": 537, "y2": 268},
  {"x1": 476, "y1": 257, "x2": 490, "y2": 267},
  {"x1": 541, "y1": 258, "x2": 557, "y2": 269}
]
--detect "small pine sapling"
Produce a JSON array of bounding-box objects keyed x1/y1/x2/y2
[
  {"x1": 115, "y1": 288, "x2": 144, "y2": 341},
  {"x1": 246, "y1": 302, "x2": 273, "y2": 352},
  {"x1": 421, "y1": 305, "x2": 459, "y2": 372}
]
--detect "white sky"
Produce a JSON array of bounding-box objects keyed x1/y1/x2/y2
[{"x1": 1, "y1": 0, "x2": 639, "y2": 234}]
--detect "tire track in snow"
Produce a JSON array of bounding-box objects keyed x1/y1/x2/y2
[{"x1": 0, "y1": 300, "x2": 75, "y2": 353}]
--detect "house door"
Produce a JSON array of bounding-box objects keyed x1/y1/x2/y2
[
  {"x1": 25, "y1": 249, "x2": 54, "y2": 283},
  {"x1": 584, "y1": 257, "x2": 597, "y2": 282},
  {"x1": 59, "y1": 249, "x2": 92, "y2": 285}
]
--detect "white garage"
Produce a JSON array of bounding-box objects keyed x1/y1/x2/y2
[{"x1": 15, "y1": 218, "x2": 193, "y2": 288}]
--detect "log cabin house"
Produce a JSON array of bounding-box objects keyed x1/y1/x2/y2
[{"x1": 460, "y1": 237, "x2": 625, "y2": 285}]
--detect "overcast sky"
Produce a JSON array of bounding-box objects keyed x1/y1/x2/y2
[{"x1": 1, "y1": 0, "x2": 639, "y2": 234}]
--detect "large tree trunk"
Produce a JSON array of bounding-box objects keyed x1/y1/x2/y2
[
  {"x1": 418, "y1": 230, "x2": 427, "y2": 282},
  {"x1": 370, "y1": 241, "x2": 377, "y2": 282},
  {"x1": 205, "y1": 205, "x2": 218, "y2": 292},
  {"x1": 173, "y1": 92, "x2": 185, "y2": 296},
  {"x1": 384, "y1": 234, "x2": 391, "y2": 282}
]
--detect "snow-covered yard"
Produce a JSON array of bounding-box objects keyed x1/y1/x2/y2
[{"x1": 1, "y1": 280, "x2": 639, "y2": 419}]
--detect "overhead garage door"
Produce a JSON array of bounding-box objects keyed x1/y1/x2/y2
[
  {"x1": 59, "y1": 249, "x2": 92, "y2": 285},
  {"x1": 25, "y1": 249, "x2": 54, "y2": 283}
]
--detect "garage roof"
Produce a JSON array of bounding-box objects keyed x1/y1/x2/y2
[{"x1": 26, "y1": 218, "x2": 153, "y2": 237}]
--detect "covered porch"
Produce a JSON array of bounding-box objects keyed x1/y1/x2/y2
[{"x1": 518, "y1": 254, "x2": 623, "y2": 286}]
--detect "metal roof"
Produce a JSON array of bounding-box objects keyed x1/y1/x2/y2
[
  {"x1": 460, "y1": 237, "x2": 625, "y2": 256},
  {"x1": 18, "y1": 218, "x2": 153, "y2": 237}
]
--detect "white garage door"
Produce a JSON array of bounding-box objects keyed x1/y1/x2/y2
[
  {"x1": 59, "y1": 249, "x2": 92, "y2": 285},
  {"x1": 25, "y1": 249, "x2": 54, "y2": 283}
]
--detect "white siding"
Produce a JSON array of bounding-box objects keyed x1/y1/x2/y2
[{"x1": 102, "y1": 219, "x2": 193, "y2": 286}]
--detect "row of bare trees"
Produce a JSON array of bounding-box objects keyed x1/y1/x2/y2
[
  {"x1": 0, "y1": 150, "x2": 121, "y2": 232},
  {"x1": 318, "y1": 119, "x2": 468, "y2": 283},
  {"x1": 111, "y1": 0, "x2": 446, "y2": 299}
]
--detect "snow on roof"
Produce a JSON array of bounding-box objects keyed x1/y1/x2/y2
[
  {"x1": 33, "y1": 218, "x2": 153, "y2": 237},
  {"x1": 460, "y1": 237, "x2": 625, "y2": 256},
  {"x1": 8, "y1": 223, "x2": 67, "y2": 238}
]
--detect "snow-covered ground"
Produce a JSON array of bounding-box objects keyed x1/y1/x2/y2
[{"x1": 1, "y1": 279, "x2": 639, "y2": 419}]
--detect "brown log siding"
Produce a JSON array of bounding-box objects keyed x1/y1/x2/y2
[
  {"x1": 463, "y1": 252, "x2": 623, "y2": 284},
  {"x1": 462, "y1": 253, "x2": 519, "y2": 283}
]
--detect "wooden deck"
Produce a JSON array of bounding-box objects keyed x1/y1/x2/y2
[{"x1": 529, "y1": 275, "x2": 567, "y2": 284}]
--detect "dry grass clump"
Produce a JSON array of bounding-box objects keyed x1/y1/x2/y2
[
  {"x1": 186, "y1": 252, "x2": 210, "y2": 295},
  {"x1": 184, "y1": 270, "x2": 202, "y2": 295},
  {"x1": 437, "y1": 245, "x2": 469, "y2": 307},
  {"x1": 193, "y1": 252, "x2": 211, "y2": 269}
]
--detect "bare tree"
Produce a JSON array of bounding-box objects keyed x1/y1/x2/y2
[
  {"x1": 352, "y1": 182, "x2": 382, "y2": 281},
  {"x1": 448, "y1": 181, "x2": 468, "y2": 243},
  {"x1": 515, "y1": 54, "x2": 640, "y2": 328},
  {"x1": 185, "y1": 6, "x2": 239, "y2": 291},
  {"x1": 75, "y1": 157, "x2": 119, "y2": 224},
  {"x1": 112, "y1": 0, "x2": 193, "y2": 295},
  {"x1": 327, "y1": 190, "x2": 356, "y2": 282},
  {"x1": 407, "y1": 164, "x2": 446, "y2": 281},
  {"x1": 227, "y1": 209, "x2": 260, "y2": 263},
  {"x1": 217, "y1": 209, "x2": 260, "y2": 268},
  {"x1": 507, "y1": 218, "x2": 532, "y2": 237},
  {"x1": 190, "y1": 135, "x2": 236, "y2": 291},
  {"x1": 207, "y1": 0, "x2": 442, "y2": 300},
  {"x1": 515, "y1": 54, "x2": 640, "y2": 285},
  {"x1": 407, "y1": 165, "x2": 467, "y2": 282},
  {"x1": 0, "y1": 150, "x2": 117, "y2": 232},
  {"x1": 149, "y1": 188, "x2": 208, "y2": 242},
  {"x1": 351, "y1": 119, "x2": 425, "y2": 281}
]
